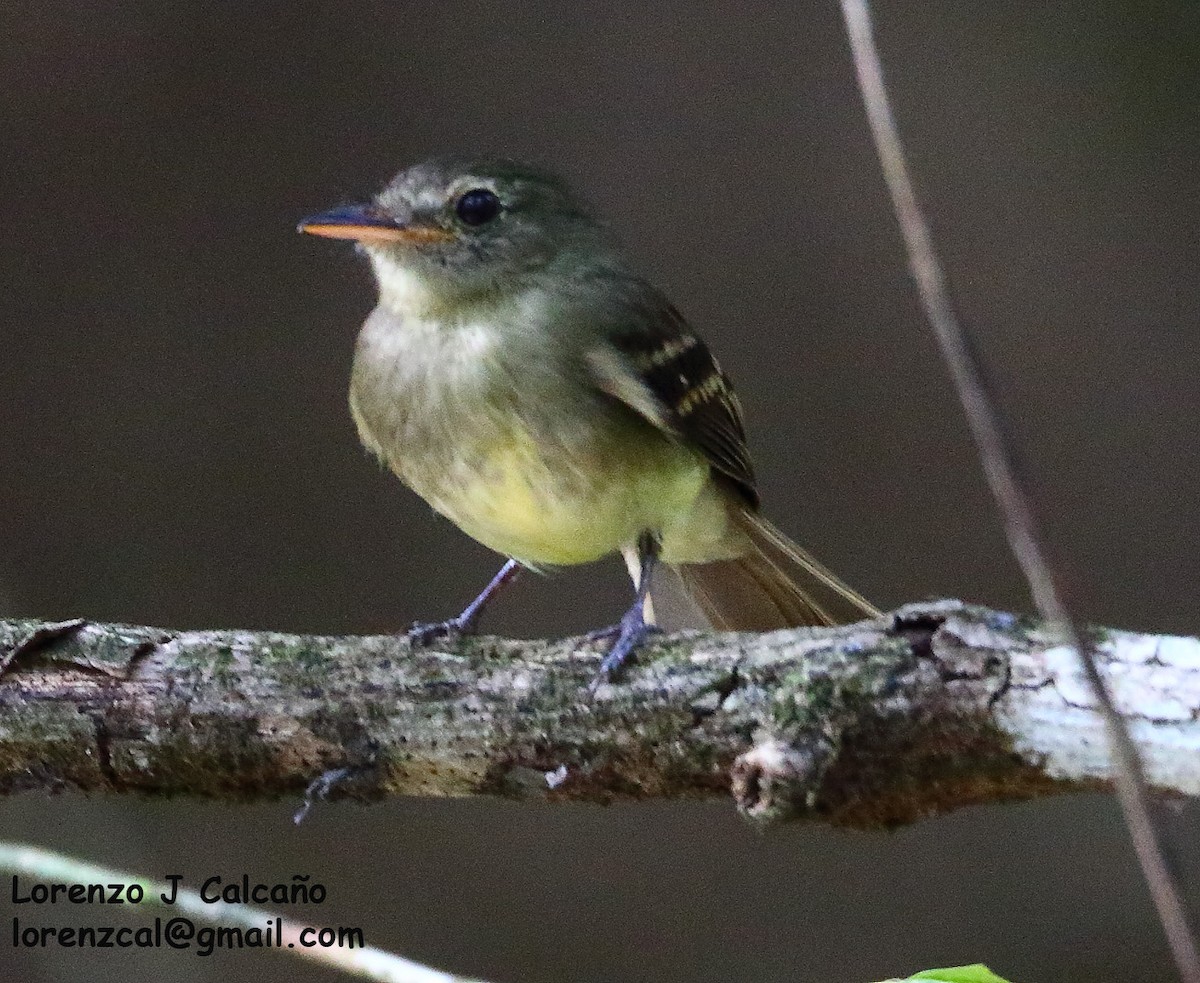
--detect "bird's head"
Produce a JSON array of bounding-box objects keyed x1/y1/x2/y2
[{"x1": 299, "y1": 156, "x2": 610, "y2": 314}]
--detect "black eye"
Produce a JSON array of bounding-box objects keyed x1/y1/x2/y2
[{"x1": 454, "y1": 188, "x2": 502, "y2": 226}]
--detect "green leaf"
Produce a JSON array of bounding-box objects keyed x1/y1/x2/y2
[{"x1": 909, "y1": 966, "x2": 1011, "y2": 983}]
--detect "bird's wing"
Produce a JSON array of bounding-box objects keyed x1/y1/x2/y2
[{"x1": 586, "y1": 297, "x2": 759, "y2": 508}]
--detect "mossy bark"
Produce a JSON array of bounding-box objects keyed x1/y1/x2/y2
[{"x1": 0, "y1": 601, "x2": 1196, "y2": 827}]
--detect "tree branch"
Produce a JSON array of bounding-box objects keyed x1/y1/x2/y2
[{"x1": 0, "y1": 601, "x2": 1196, "y2": 824}]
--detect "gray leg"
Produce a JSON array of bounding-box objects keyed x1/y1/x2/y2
[{"x1": 408, "y1": 559, "x2": 521, "y2": 644}]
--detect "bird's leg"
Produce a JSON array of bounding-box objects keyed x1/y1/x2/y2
[
  {"x1": 408, "y1": 559, "x2": 521, "y2": 645},
  {"x1": 588, "y1": 532, "x2": 661, "y2": 689}
]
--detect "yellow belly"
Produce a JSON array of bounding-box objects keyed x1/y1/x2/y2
[{"x1": 412, "y1": 426, "x2": 724, "y2": 567}]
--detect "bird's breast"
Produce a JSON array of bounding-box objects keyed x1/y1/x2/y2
[
  {"x1": 349, "y1": 304, "x2": 558, "y2": 476},
  {"x1": 347, "y1": 305, "x2": 712, "y2": 565}
]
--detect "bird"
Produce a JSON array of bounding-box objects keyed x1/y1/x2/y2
[{"x1": 298, "y1": 155, "x2": 879, "y2": 681}]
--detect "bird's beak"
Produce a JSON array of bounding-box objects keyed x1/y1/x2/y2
[{"x1": 296, "y1": 205, "x2": 455, "y2": 245}]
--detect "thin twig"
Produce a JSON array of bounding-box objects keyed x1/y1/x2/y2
[
  {"x1": 836, "y1": 3, "x2": 1200, "y2": 980},
  {"x1": 0, "y1": 842, "x2": 488, "y2": 983}
]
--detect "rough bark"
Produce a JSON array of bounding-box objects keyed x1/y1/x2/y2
[{"x1": 0, "y1": 600, "x2": 1196, "y2": 827}]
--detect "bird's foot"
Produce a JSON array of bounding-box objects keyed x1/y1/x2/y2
[
  {"x1": 587, "y1": 604, "x2": 660, "y2": 691},
  {"x1": 583, "y1": 623, "x2": 622, "y2": 644},
  {"x1": 407, "y1": 560, "x2": 521, "y2": 647},
  {"x1": 407, "y1": 615, "x2": 471, "y2": 647}
]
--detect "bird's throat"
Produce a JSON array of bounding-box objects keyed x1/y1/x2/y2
[{"x1": 367, "y1": 251, "x2": 450, "y2": 318}]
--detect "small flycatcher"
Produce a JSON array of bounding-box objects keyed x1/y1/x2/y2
[{"x1": 300, "y1": 156, "x2": 878, "y2": 678}]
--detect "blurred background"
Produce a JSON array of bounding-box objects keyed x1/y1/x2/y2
[{"x1": 2, "y1": 1, "x2": 1198, "y2": 980}]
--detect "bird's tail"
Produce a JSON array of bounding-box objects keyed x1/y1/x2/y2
[{"x1": 669, "y1": 510, "x2": 880, "y2": 630}]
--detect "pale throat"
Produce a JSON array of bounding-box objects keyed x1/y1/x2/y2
[
  {"x1": 365, "y1": 247, "x2": 554, "y2": 355},
  {"x1": 363, "y1": 249, "x2": 534, "y2": 376},
  {"x1": 367, "y1": 250, "x2": 453, "y2": 319}
]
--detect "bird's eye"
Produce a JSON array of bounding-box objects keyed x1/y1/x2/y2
[{"x1": 454, "y1": 188, "x2": 502, "y2": 226}]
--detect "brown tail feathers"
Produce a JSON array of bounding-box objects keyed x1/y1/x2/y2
[{"x1": 671, "y1": 510, "x2": 879, "y2": 631}]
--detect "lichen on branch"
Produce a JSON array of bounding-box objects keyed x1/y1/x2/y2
[{"x1": 0, "y1": 601, "x2": 1196, "y2": 827}]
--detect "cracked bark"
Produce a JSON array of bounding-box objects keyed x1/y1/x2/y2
[{"x1": 0, "y1": 600, "x2": 1196, "y2": 827}]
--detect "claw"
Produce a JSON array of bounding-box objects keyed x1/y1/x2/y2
[
  {"x1": 407, "y1": 617, "x2": 466, "y2": 647},
  {"x1": 583, "y1": 623, "x2": 621, "y2": 644},
  {"x1": 404, "y1": 559, "x2": 520, "y2": 647},
  {"x1": 587, "y1": 531, "x2": 662, "y2": 692},
  {"x1": 588, "y1": 605, "x2": 660, "y2": 691}
]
